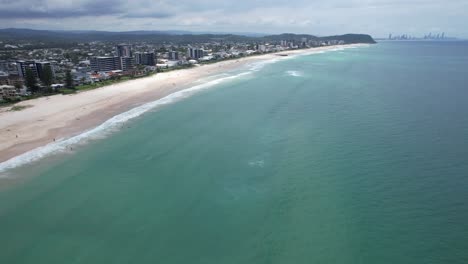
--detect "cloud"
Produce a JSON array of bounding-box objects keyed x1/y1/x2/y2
[
  {"x1": 0, "y1": 0, "x2": 175, "y2": 19},
  {"x1": 0, "y1": 0, "x2": 467, "y2": 37},
  {"x1": 0, "y1": 0, "x2": 121, "y2": 18}
]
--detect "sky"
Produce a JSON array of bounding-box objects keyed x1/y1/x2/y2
[{"x1": 0, "y1": 0, "x2": 467, "y2": 38}]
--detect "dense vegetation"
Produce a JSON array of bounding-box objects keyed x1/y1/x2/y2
[{"x1": 0, "y1": 28, "x2": 376, "y2": 48}]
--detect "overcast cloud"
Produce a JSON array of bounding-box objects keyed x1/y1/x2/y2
[{"x1": 0, "y1": 0, "x2": 467, "y2": 37}]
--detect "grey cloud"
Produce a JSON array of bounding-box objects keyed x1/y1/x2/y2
[
  {"x1": 0, "y1": 0, "x2": 467, "y2": 38},
  {"x1": 0, "y1": 0, "x2": 174, "y2": 19},
  {"x1": 0, "y1": 0, "x2": 122, "y2": 18}
]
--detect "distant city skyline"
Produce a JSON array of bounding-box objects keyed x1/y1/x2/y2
[
  {"x1": 385, "y1": 32, "x2": 455, "y2": 40},
  {"x1": 0, "y1": 0, "x2": 467, "y2": 38}
]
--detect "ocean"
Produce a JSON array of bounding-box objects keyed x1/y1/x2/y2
[{"x1": 1, "y1": 41, "x2": 468, "y2": 263}]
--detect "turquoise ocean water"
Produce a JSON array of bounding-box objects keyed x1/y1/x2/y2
[{"x1": 1, "y1": 41, "x2": 468, "y2": 263}]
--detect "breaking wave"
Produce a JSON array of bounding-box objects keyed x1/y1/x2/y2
[
  {"x1": 286, "y1": 70, "x2": 303, "y2": 77},
  {"x1": 0, "y1": 44, "x2": 367, "y2": 175},
  {"x1": 0, "y1": 71, "x2": 252, "y2": 175}
]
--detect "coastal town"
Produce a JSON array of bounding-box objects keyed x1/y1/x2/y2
[{"x1": 0, "y1": 33, "x2": 346, "y2": 103}]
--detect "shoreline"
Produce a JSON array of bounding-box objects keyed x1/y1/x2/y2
[{"x1": 0, "y1": 44, "x2": 367, "y2": 172}]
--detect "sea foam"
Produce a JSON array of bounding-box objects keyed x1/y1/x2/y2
[
  {"x1": 286, "y1": 70, "x2": 304, "y2": 77},
  {"x1": 0, "y1": 44, "x2": 365, "y2": 175},
  {"x1": 0, "y1": 71, "x2": 252, "y2": 175}
]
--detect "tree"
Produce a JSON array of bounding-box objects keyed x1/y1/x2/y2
[
  {"x1": 65, "y1": 69, "x2": 75, "y2": 89},
  {"x1": 41, "y1": 65, "x2": 54, "y2": 91},
  {"x1": 25, "y1": 68, "x2": 38, "y2": 93}
]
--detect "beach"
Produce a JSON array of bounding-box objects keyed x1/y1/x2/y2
[
  {"x1": 1, "y1": 41, "x2": 468, "y2": 263},
  {"x1": 0, "y1": 45, "x2": 362, "y2": 166}
]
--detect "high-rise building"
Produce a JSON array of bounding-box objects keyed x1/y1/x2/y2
[
  {"x1": 187, "y1": 47, "x2": 204, "y2": 59},
  {"x1": 90, "y1": 57, "x2": 122, "y2": 72},
  {"x1": 116, "y1": 45, "x2": 132, "y2": 58},
  {"x1": 35, "y1": 62, "x2": 55, "y2": 81},
  {"x1": 16, "y1": 60, "x2": 38, "y2": 78},
  {"x1": 120, "y1": 57, "x2": 135, "y2": 71},
  {"x1": 134, "y1": 52, "x2": 156, "y2": 66},
  {"x1": 168, "y1": 51, "x2": 179, "y2": 61}
]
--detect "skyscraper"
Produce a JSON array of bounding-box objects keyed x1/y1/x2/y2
[
  {"x1": 35, "y1": 62, "x2": 55, "y2": 81},
  {"x1": 116, "y1": 45, "x2": 132, "y2": 58},
  {"x1": 120, "y1": 57, "x2": 135, "y2": 71},
  {"x1": 187, "y1": 47, "x2": 205, "y2": 59},
  {"x1": 134, "y1": 52, "x2": 156, "y2": 66},
  {"x1": 16, "y1": 60, "x2": 38, "y2": 78}
]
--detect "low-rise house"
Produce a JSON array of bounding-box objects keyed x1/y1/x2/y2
[
  {"x1": 0, "y1": 85, "x2": 19, "y2": 101},
  {"x1": 51, "y1": 84, "x2": 64, "y2": 90}
]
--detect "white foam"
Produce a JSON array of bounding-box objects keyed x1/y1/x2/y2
[
  {"x1": 248, "y1": 160, "x2": 265, "y2": 168},
  {"x1": 0, "y1": 44, "x2": 369, "y2": 175},
  {"x1": 248, "y1": 58, "x2": 283, "y2": 71},
  {"x1": 0, "y1": 71, "x2": 252, "y2": 175},
  {"x1": 286, "y1": 70, "x2": 303, "y2": 77}
]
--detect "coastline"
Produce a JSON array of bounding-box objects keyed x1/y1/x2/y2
[{"x1": 0, "y1": 44, "x2": 367, "y2": 171}]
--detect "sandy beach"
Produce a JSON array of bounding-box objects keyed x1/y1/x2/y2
[{"x1": 0, "y1": 44, "x2": 364, "y2": 165}]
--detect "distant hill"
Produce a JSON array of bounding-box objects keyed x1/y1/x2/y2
[
  {"x1": 320, "y1": 34, "x2": 377, "y2": 44},
  {"x1": 0, "y1": 28, "x2": 376, "y2": 45}
]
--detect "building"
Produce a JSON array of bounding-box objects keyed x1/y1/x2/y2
[
  {"x1": 116, "y1": 45, "x2": 132, "y2": 57},
  {"x1": 15, "y1": 60, "x2": 55, "y2": 81},
  {"x1": 0, "y1": 85, "x2": 19, "y2": 101},
  {"x1": 0, "y1": 74, "x2": 23, "y2": 87},
  {"x1": 120, "y1": 57, "x2": 135, "y2": 71},
  {"x1": 16, "y1": 60, "x2": 38, "y2": 78},
  {"x1": 257, "y1": 45, "x2": 267, "y2": 52},
  {"x1": 134, "y1": 52, "x2": 155, "y2": 66},
  {"x1": 187, "y1": 47, "x2": 204, "y2": 59},
  {"x1": 0, "y1": 60, "x2": 9, "y2": 72},
  {"x1": 168, "y1": 51, "x2": 179, "y2": 61},
  {"x1": 35, "y1": 62, "x2": 55, "y2": 81},
  {"x1": 90, "y1": 57, "x2": 121, "y2": 72}
]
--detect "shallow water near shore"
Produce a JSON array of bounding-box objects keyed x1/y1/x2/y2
[{"x1": 1, "y1": 42, "x2": 468, "y2": 263}]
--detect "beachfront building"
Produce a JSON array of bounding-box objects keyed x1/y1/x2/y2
[
  {"x1": 90, "y1": 57, "x2": 121, "y2": 72},
  {"x1": 257, "y1": 45, "x2": 267, "y2": 52},
  {"x1": 35, "y1": 61, "x2": 55, "y2": 81},
  {"x1": 0, "y1": 74, "x2": 23, "y2": 87},
  {"x1": 15, "y1": 60, "x2": 55, "y2": 81},
  {"x1": 16, "y1": 60, "x2": 39, "y2": 78},
  {"x1": 90, "y1": 56, "x2": 136, "y2": 72},
  {"x1": 187, "y1": 47, "x2": 204, "y2": 59},
  {"x1": 168, "y1": 51, "x2": 179, "y2": 61},
  {"x1": 116, "y1": 44, "x2": 132, "y2": 57},
  {"x1": 120, "y1": 57, "x2": 136, "y2": 71},
  {"x1": 134, "y1": 52, "x2": 155, "y2": 66},
  {"x1": 0, "y1": 85, "x2": 19, "y2": 101}
]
